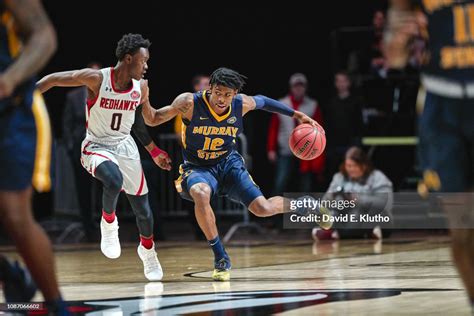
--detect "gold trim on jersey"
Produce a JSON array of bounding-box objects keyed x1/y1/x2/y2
[
  {"x1": 175, "y1": 164, "x2": 184, "y2": 193},
  {"x1": 181, "y1": 122, "x2": 187, "y2": 149},
  {"x1": 32, "y1": 91, "x2": 52, "y2": 192},
  {"x1": 202, "y1": 90, "x2": 232, "y2": 122},
  {"x1": 1, "y1": 11, "x2": 22, "y2": 58}
]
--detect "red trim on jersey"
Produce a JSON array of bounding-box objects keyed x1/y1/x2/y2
[
  {"x1": 85, "y1": 93, "x2": 97, "y2": 131},
  {"x1": 110, "y1": 67, "x2": 134, "y2": 94},
  {"x1": 136, "y1": 170, "x2": 145, "y2": 196},
  {"x1": 87, "y1": 93, "x2": 99, "y2": 109},
  {"x1": 83, "y1": 151, "x2": 112, "y2": 161},
  {"x1": 82, "y1": 142, "x2": 112, "y2": 162}
]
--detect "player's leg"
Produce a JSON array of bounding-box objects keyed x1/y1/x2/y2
[
  {"x1": 120, "y1": 157, "x2": 163, "y2": 281},
  {"x1": 127, "y1": 193, "x2": 163, "y2": 281},
  {"x1": 447, "y1": 99, "x2": 474, "y2": 306},
  {"x1": 451, "y1": 229, "x2": 474, "y2": 305},
  {"x1": 94, "y1": 160, "x2": 124, "y2": 215},
  {"x1": 423, "y1": 94, "x2": 474, "y2": 305},
  {"x1": 188, "y1": 182, "x2": 231, "y2": 281},
  {"x1": 224, "y1": 152, "x2": 331, "y2": 229},
  {"x1": 0, "y1": 189, "x2": 60, "y2": 302},
  {"x1": 189, "y1": 183, "x2": 219, "y2": 240},
  {"x1": 93, "y1": 160, "x2": 124, "y2": 259},
  {"x1": 81, "y1": 140, "x2": 125, "y2": 258},
  {"x1": 0, "y1": 102, "x2": 66, "y2": 312},
  {"x1": 177, "y1": 164, "x2": 228, "y2": 280},
  {"x1": 127, "y1": 194, "x2": 154, "y2": 240}
]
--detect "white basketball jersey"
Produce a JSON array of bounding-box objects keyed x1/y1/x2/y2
[{"x1": 85, "y1": 67, "x2": 142, "y2": 145}]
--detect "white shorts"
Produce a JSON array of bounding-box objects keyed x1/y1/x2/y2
[{"x1": 80, "y1": 135, "x2": 148, "y2": 196}]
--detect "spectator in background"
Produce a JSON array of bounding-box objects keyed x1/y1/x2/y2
[
  {"x1": 324, "y1": 71, "x2": 364, "y2": 184},
  {"x1": 372, "y1": 9, "x2": 386, "y2": 40},
  {"x1": 348, "y1": 10, "x2": 388, "y2": 78},
  {"x1": 174, "y1": 74, "x2": 210, "y2": 139},
  {"x1": 63, "y1": 61, "x2": 101, "y2": 242},
  {"x1": 348, "y1": 10, "x2": 394, "y2": 124},
  {"x1": 312, "y1": 146, "x2": 393, "y2": 241},
  {"x1": 267, "y1": 73, "x2": 325, "y2": 194}
]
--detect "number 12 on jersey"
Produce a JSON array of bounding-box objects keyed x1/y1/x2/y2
[
  {"x1": 453, "y1": 4, "x2": 474, "y2": 44},
  {"x1": 203, "y1": 137, "x2": 224, "y2": 151}
]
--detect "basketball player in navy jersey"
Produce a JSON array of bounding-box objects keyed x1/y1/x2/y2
[
  {"x1": 0, "y1": 0, "x2": 69, "y2": 314},
  {"x1": 142, "y1": 67, "x2": 323, "y2": 281},
  {"x1": 385, "y1": 0, "x2": 474, "y2": 309},
  {"x1": 37, "y1": 33, "x2": 171, "y2": 281}
]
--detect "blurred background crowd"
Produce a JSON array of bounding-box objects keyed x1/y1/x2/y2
[{"x1": 2, "y1": 1, "x2": 432, "y2": 244}]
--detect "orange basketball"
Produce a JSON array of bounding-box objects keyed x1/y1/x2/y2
[{"x1": 289, "y1": 123, "x2": 326, "y2": 160}]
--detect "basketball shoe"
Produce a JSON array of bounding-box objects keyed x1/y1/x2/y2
[
  {"x1": 1, "y1": 258, "x2": 36, "y2": 302},
  {"x1": 294, "y1": 195, "x2": 333, "y2": 230},
  {"x1": 137, "y1": 244, "x2": 163, "y2": 281},
  {"x1": 212, "y1": 257, "x2": 231, "y2": 281},
  {"x1": 312, "y1": 228, "x2": 340, "y2": 241},
  {"x1": 100, "y1": 217, "x2": 121, "y2": 259}
]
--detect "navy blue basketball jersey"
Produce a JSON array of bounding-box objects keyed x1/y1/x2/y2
[
  {"x1": 0, "y1": 0, "x2": 35, "y2": 112},
  {"x1": 417, "y1": 0, "x2": 474, "y2": 81},
  {"x1": 0, "y1": 0, "x2": 52, "y2": 192},
  {"x1": 182, "y1": 90, "x2": 243, "y2": 166}
]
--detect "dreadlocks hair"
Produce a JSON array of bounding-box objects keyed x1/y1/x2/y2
[
  {"x1": 115, "y1": 33, "x2": 151, "y2": 61},
  {"x1": 210, "y1": 67, "x2": 247, "y2": 92}
]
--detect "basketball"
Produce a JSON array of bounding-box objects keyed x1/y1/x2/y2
[{"x1": 289, "y1": 123, "x2": 326, "y2": 160}]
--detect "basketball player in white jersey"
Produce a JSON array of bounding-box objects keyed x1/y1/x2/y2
[{"x1": 37, "y1": 33, "x2": 171, "y2": 281}]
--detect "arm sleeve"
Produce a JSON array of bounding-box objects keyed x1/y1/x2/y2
[
  {"x1": 132, "y1": 104, "x2": 153, "y2": 147},
  {"x1": 253, "y1": 95, "x2": 295, "y2": 117}
]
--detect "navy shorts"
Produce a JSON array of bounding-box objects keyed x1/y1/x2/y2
[
  {"x1": 0, "y1": 92, "x2": 52, "y2": 191},
  {"x1": 418, "y1": 92, "x2": 474, "y2": 192},
  {"x1": 176, "y1": 151, "x2": 263, "y2": 207}
]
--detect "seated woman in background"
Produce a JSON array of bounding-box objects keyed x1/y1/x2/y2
[{"x1": 313, "y1": 146, "x2": 393, "y2": 240}]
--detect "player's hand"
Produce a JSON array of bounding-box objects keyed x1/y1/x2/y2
[
  {"x1": 294, "y1": 111, "x2": 325, "y2": 133},
  {"x1": 152, "y1": 151, "x2": 172, "y2": 171},
  {"x1": 0, "y1": 74, "x2": 15, "y2": 99}
]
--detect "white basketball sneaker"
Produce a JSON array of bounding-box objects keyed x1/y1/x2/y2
[
  {"x1": 138, "y1": 243, "x2": 163, "y2": 281},
  {"x1": 100, "y1": 217, "x2": 121, "y2": 259}
]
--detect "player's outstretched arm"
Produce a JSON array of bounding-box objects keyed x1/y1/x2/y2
[
  {"x1": 133, "y1": 104, "x2": 172, "y2": 171},
  {"x1": 0, "y1": 0, "x2": 57, "y2": 98},
  {"x1": 134, "y1": 80, "x2": 172, "y2": 170},
  {"x1": 241, "y1": 94, "x2": 323, "y2": 130},
  {"x1": 36, "y1": 68, "x2": 102, "y2": 94},
  {"x1": 142, "y1": 92, "x2": 194, "y2": 127}
]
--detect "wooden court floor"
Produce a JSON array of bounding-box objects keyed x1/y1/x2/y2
[{"x1": 0, "y1": 234, "x2": 471, "y2": 315}]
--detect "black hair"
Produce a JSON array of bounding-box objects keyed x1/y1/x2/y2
[
  {"x1": 209, "y1": 67, "x2": 247, "y2": 91},
  {"x1": 115, "y1": 33, "x2": 151, "y2": 61},
  {"x1": 340, "y1": 146, "x2": 374, "y2": 179}
]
